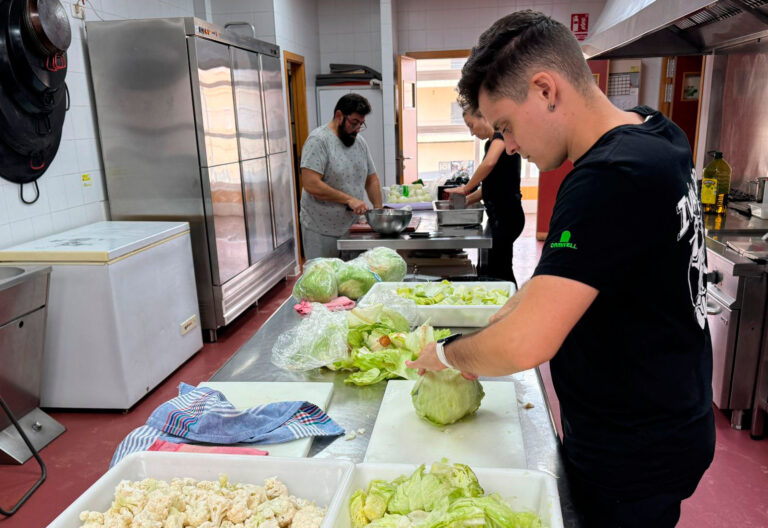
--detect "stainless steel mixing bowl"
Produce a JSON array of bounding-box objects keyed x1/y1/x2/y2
[{"x1": 365, "y1": 208, "x2": 412, "y2": 235}]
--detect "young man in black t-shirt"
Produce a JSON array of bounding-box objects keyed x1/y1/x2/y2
[{"x1": 407, "y1": 10, "x2": 715, "y2": 528}]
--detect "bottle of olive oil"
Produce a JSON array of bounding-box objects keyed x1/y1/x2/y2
[{"x1": 701, "y1": 151, "x2": 732, "y2": 214}]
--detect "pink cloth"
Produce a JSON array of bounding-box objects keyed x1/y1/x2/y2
[
  {"x1": 147, "y1": 439, "x2": 268, "y2": 456},
  {"x1": 294, "y1": 296, "x2": 356, "y2": 315}
]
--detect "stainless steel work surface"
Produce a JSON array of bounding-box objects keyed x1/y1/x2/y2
[
  {"x1": 211, "y1": 298, "x2": 581, "y2": 526},
  {"x1": 706, "y1": 209, "x2": 768, "y2": 237},
  {"x1": 337, "y1": 211, "x2": 492, "y2": 250}
]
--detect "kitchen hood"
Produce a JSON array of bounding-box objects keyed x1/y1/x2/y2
[{"x1": 582, "y1": 0, "x2": 768, "y2": 59}]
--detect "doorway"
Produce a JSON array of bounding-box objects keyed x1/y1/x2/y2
[
  {"x1": 283, "y1": 51, "x2": 309, "y2": 265},
  {"x1": 658, "y1": 56, "x2": 705, "y2": 163},
  {"x1": 399, "y1": 50, "x2": 539, "y2": 213}
]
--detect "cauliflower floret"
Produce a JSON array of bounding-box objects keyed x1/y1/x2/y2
[
  {"x1": 79, "y1": 510, "x2": 104, "y2": 527},
  {"x1": 207, "y1": 491, "x2": 231, "y2": 525},
  {"x1": 80, "y1": 475, "x2": 322, "y2": 528},
  {"x1": 184, "y1": 502, "x2": 210, "y2": 527},
  {"x1": 290, "y1": 496, "x2": 310, "y2": 510},
  {"x1": 291, "y1": 504, "x2": 326, "y2": 528},
  {"x1": 130, "y1": 508, "x2": 163, "y2": 528},
  {"x1": 246, "y1": 486, "x2": 268, "y2": 510},
  {"x1": 226, "y1": 493, "x2": 251, "y2": 524},
  {"x1": 264, "y1": 478, "x2": 288, "y2": 499}
]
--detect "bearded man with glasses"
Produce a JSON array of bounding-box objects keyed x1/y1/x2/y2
[{"x1": 299, "y1": 93, "x2": 382, "y2": 259}]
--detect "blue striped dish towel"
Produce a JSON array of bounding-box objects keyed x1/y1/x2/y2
[{"x1": 110, "y1": 383, "x2": 343, "y2": 467}]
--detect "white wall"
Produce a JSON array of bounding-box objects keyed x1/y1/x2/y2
[
  {"x1": 380, "y1": 0, "x2": 398, "y2": 186},
  {"x1": 274, "y1": 0, "x2": 321, "y2": 131},
  {"x1": 0, "y1": 0, "x2": 197, "y2": 250},
  {"x1": 640, "y1": 57, "x2": 662, "y2": 109},
  {"x1": 395, "y1": 0, "x2": 607, "y2": 54},
  {"x1": 209, "y1": 0, "x2": 275, "y2": 42},
  {"x1": 319, "y1": 0, "x2": 382, "y2": 74}
]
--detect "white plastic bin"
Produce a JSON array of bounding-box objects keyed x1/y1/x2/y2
[
  {"x1": 47, "y1": 452, "x2": 355, "y2": 528},
  {"x1": 359, "y1": 281, "x2": 516, "y2": 327},
  {"x1": 333, "y1": 462, "x2": 563, "y2": 528}
]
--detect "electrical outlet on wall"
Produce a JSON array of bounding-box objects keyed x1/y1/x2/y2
[{"x1": 72, "y1": 0, "x2": 85, "y2": 20}]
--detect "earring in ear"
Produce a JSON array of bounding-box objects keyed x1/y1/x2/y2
[{"x1": 548, "y1": 103, "x2": 556, "y2": 112}]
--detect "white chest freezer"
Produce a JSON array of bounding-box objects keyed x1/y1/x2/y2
[{"x1": 0, "y1": 221, "x2": 203, "y2": 409}]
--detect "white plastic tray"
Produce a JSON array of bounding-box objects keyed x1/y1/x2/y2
[
  {"x1": 47, "y1": 452, "x2": 355, "y2": 528},
  {"x1": 333, "y1": 462, "x2": 563, "y2": 528},
  {"x1": 359, "y1": 281, "x2": 516, "y2": 327}
]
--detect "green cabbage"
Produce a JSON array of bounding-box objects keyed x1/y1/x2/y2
[
  {"x1": 292, "y1": 261, "x2": 338, "y2": 302},
  {"x1": 337, "y1": 259, "x2": 381, "y2": 300},
  {"x1": 347, "y1": 460, "x2": 543, "y2": 528},
  {"x1": 396, "y1": 280, "x2": 509, "y2": 306},
  {"x1": 411, "y1": 370, "x2": 485, "y2": 426},
  {"x1": 362, "y1": 247, "x2": 407, "y2": 282}
]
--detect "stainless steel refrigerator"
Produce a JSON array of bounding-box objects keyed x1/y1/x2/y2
[{"x1": 86, "y1": 18, "x2": 296, "y2": 340}]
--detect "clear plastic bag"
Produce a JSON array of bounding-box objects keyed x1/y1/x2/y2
[
  {"x1": 361, "y1": 247, "x2": 407, "y2": 282},
  {"x1": 271, "y1": 304, "x2": 350, "y2": 371},
  {"x1": 292, "y1": 259, "x2": 339, "y2": 302},
  {"x1": 336, "y1": 258, "x2": 381, "y2": 300},
  {"x1": 357, "y1": 288, "x2": 422, "y2": 329}
]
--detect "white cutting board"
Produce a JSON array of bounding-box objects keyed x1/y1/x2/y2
[
  {"x1": 197, "y1": 382, "x2": 334, "y2": 458},
  {"x1": 364, "y1": 380, "x2": 525, "y2": 469}
]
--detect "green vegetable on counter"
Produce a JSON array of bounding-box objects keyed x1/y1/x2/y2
[
  {"x1": 362, "y1": 247, "x2": 408, "y2": 282},
  {"x1": 292, "y1": 260, "x2": 338, "y2": 303},
  {"x1": 349, "y1": 460, "x2": 544, "y2": 528},
  {"x1": 411, "y1": 369, "x2": 485, "y2": 426},
  {"x1": 337, "y1": 259, "x2": 381, "y2": 300},
  {"x1": 396, "y1": 280, "x2": 509, "y2": 306},
  {"x1": 332, "y1": 305, "x2": 451, "y2": 386}
]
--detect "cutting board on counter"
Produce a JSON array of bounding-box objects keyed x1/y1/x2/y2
[
  {"x1": 197, "y1": 382, "x2": 334, "y2": 458},
  {"x1": 364, "y1": 380, "x2": 525, "y2": 469}
]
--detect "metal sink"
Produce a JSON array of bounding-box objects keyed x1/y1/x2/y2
[
  {"x1": 0, "y1": 266, "x2": 24, "y2": 282},
  {"x1": 0, "y1": 264, "x2": 65, "y2": 464}
]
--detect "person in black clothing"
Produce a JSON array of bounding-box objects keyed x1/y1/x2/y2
[
  {"x1": 446, "y1": 109, "x2": 524, "y2": 284},
  {"x1": 409, "y1": 10, "x2": 715, "y2": 528}
]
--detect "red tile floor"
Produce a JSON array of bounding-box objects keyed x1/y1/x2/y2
[{"x1": 1, "y1": 215, "x2": 766, "y2": 527}]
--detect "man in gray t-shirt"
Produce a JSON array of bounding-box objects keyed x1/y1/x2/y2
[{"x1": 299, "y1": 94, "x2": 382, "y2": 259}]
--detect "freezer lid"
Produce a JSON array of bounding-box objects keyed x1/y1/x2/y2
[{"x1": 0, "y1": 221, "x2": 189, "y2": 263}]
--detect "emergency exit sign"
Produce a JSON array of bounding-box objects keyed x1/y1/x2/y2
[{"x1": 571, "y1": 13, "x2": 589, "y2": 41}]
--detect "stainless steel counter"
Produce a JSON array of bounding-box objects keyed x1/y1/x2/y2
[
  {"x1": 337, "y1": 211, "x2": 492, "y2": 251},
  {"x1": 211, "y1": 299, "x2": 582, "y2": 526},
  {"x1": 705, "y1": 208, "x2": 768, "y2": 237}
]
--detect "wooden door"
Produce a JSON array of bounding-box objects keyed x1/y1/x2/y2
[
  {"x1": 397, "y1": 55, "x2": 418, "y2": 184},
  {"x1": 283, "y1": 51, "x2": 309, "y2": 264}
]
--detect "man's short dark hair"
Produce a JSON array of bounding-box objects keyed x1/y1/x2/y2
[
  {"x1": 334, "y1": 93, "x2": 372, "y2": 116},
  {"x1": 458, "y1": 10, "x2": 593, "y2": 112}
]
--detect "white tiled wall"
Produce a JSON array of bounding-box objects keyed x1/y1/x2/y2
[
  {"x1": 0, "y1": 0, "x2": 197, "y2": 250},
  {"x1": 274, "y1": 0, "x2": 321, "y2": 131},
  {"x1": 319, "y1": 0, "x2": 382, "y2": 74},
  {"x1": 380, "y1": 0, "x2": 398, "y2": 186},
  {"x1": 395, "y1": 0, "x2": 607, "y2": 53},
  {"x1": 209, "y1": 0, "x2": 276, "y2": 42}
]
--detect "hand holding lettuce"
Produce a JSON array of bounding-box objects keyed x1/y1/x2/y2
[
  {"x1": 411, "y1": 370, "x2": 485, "y2": 426},
  {"x1": 272, "y1": 303, "x2": 450, "y2": 386}
]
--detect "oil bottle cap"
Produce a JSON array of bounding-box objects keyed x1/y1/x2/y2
[{"x1": 713, "y1": 151, "x2": 723, "y2": 159}]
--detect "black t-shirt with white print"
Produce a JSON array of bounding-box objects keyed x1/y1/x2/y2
[{"x1": 534, "y1": 106, "x2": 714, "y2": 496}]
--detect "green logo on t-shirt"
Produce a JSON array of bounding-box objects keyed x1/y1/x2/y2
[{"x1": 550, "y1": 230, "x2": 577, "y2": 249}]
